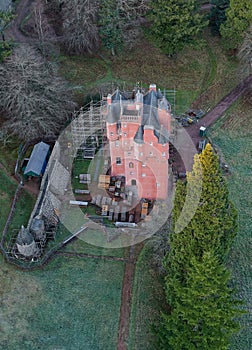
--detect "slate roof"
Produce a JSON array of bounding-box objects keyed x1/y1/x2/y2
[
  {"x1": 157, "y1": 125, "x2": 169, "y2": 144},
  {"x1": 111, "y1": 89, "x2": 126, "y2": 102},
  {"x1": 107, "y1": 103, "x2": 121, "y2": 123},
  {"x1": 24, "y1": 142, "x2": 50, "y2": 176},
  {"x1": 134, "y1": 126, "x2": 144, "y2": 144},
  {"x1": 16, "y1": 226, "x2": 34, "y2": 245},
  {"x1": 142, "y1": 90, "x2": 161, "y2": 130}
]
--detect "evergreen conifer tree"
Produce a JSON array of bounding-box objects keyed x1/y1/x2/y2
[
  {"x1": 147, "y1": 0, "x2": 208, "y2": 55},
  {"x1": 159, "y1": 252, "x2": 242, "y2": 350}
]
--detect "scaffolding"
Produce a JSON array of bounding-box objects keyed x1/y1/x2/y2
[{"x1": 71, "y1": 101, "x2": 106, "y2": 156}]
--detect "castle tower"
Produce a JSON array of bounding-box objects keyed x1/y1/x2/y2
[{"x1": 105, "y1": 84, "x2": 171, "y2": 200}]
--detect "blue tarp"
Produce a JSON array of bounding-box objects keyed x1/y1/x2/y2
[{"x1": 24, "y1": 142, "x2": 50, "y2": 176}]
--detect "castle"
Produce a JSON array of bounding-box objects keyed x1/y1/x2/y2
[{"x1": 105, "y1": 84, "x2": 171, "y2": 200}]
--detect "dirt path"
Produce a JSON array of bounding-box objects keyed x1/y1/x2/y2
[
  {"x1": 117, "y1": 244, "x2": 143, "y2": 350},
  {"x1": 5, "y1": 0, "x2": 36, "y2": 43},
  {"x1": 173, "y1": 74, "x2": 252, "y2": 173},
  {"x1": 56, "y1": 250, "x2": 129, "y2": 262}
]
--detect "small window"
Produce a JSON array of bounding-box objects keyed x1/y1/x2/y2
[
  {"x1": 142, "y1": 163, "x2": 146, "y2": 167},
  {"x1": 141, "y1": 173, "x2": 146, "y2": 177},
  {"x1": 149, "y1": 151, "x2": 153, "y2": 156},
  {"x1": 129, "y1": 162, "x2": 134, "y2": 168},
  {"x1": 130, "y1": 172, "x2": 134, "y2": 175},
  {"x1": 123, "y1": 123, "x2": 127, "y2": 128},
  {"x1": 116, "y1": 157, "x2": 121, "y2": 165},
  {"x1": 115, "y1": 141, "x2": 119, "y2": 147},
  {"x1": 162, "y1": 152, "x2": 166, "y2": 157},
  {"x1": 139, "y1": 152, "x2": 143, "y2": 156},
  {"x1": 156, "y1": 182, "x2": 160, "y2": 187},
  {"x1": 110, "y1": 131, "x2": 114, "y2": 136},
  {"x1": 150, "y1": 141, "x2": 153, "y2": 146},
  {"x1": 124, "y1": 132, "x2": 127, "y2": 137}
]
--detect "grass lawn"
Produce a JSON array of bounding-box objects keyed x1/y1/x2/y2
[
  {"x1": 0, "y1": 170, "x2": 16, "y2": 233},
  {"x1": 128, "y1": 244, "x2": 166, "y2": 350},
  {"x1": 0, "y1": 254, "x2": 124, "y2": 350},
  {"x1": 0, "y1": 139, "x2": 20, "y2": 174},
  {"x1": 61, "y1": 236, "x2": 127, "y2": 259},
  {"x1": 209, "y1": 101, "x2": 252, "y2": 350},
  {"x1": 0, "y1": 169, "x2": 35, "y2": 242}
]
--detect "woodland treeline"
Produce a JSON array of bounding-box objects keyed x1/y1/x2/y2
[{"x1": 0, "y1": 0, "x2": 252, "y2": 141}]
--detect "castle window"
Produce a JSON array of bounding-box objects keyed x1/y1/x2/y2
[
  {"x1": 116, "y1": 157, "x2": 121, "y2": 165},
  {"x1": 129, "y1": 162, "x2": 134, "y2": 168},
  {"x1": 110, "y1": 131, "x2": 114, "y2": 136}
]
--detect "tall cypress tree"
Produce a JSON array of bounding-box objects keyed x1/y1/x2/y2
[
  {"x1": 159, "y1": 252, "x2": 242, "y2": 350},
  {"x1": 167, "y1": 143, "x2": 237, "y2": 284},
  {"x1": 158, "y1": 143, "x2": 240, "y2": 348}
]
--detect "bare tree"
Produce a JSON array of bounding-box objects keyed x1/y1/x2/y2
[
  {"x1": 0, "y1": 45, "x2": 76, "y2": 141},
  {"x1": 118, "y1": 0, "x2": 150, "y2": 18},
  {"x1": 32, "y1": 0, "x2": 55, "y2": 42},
  {"x1": 61, "y1": 0, "x2": 99, "y2": 54},
  {"x1": 119, "y1": 0, "x2": 150, "y2": 48}
]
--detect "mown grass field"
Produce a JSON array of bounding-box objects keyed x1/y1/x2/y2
[{"x1": 0, "y1": 254, "x2": 124, "y2": 350}]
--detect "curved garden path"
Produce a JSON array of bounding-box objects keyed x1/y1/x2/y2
[{"x1": 5, "y1": 0, "x2": 36, "y2": 43}]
